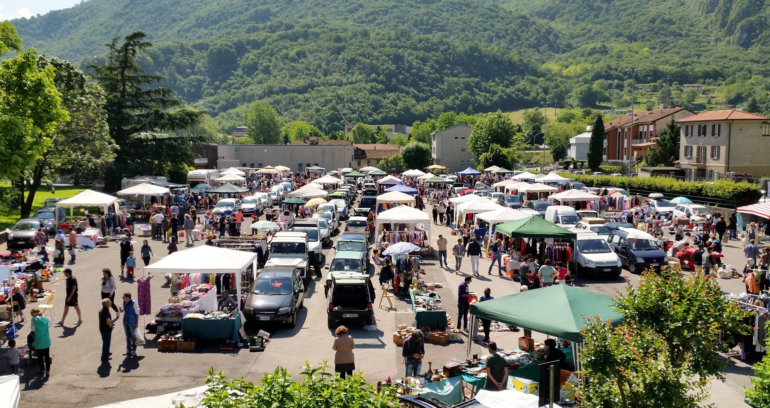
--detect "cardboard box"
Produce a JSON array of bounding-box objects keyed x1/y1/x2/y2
[
  {"x1": 177, "y1": 341, "x2": 196, "y2": 352},
  {"x1": 428, "y1": 332, "x2": 449, "y2": 345},
  {"x1": 157, "y1": 339, "x2": 177, "y2": 352},
  {"x1": 513, "y1": 377, "x2": 538, "y2": 394},
  {"x1": 393, "y1": 333, "x2": 405, "y2": 346},
  {"x1": 518, "y1": 336, "x2": 534, "y2": 351}
]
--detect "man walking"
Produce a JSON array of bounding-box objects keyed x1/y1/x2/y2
[
  {"x1": 183, "y1": 214, "x2": 195, "y2": 245},
  {"x1": 99, "y1": 298, "x2": 113, "y2": 361},
  {"x1": 119, "y1": 293, "x2": 140, "y2": 357},
  {"x1": 466, "y1": 237, "x2": 482, "y2": 277},
  {"x1": 438, "y1": 201, "x2": 447, "y2": 225},
  {"x1": 59, "y1": 269, "x2": 82, "y2": 326},
  {"x1": 170, "y1": 214, "x2": 181, "y2": 242},
  {"x1": 436, "y1": 235, "x2": 448, "y2": 269},
  {"x1": 458, "y1": 276, "x2": 472, "y2": 331},
  {"x1": 488, "y1": 239, "x2": 504, "y2": 276},
  {"x1": 745, "y1": 239, "x2": 760, "y2": 266},
  {"x1": 715, "y1": 216, "x2": 727, "y2": 243},
  {"x1": 452, "y1": 238, "x2": 465, "y2": 274}
]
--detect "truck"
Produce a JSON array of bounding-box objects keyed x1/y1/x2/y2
[
  {"x1": 186, "y1": 169, "x2": 220, "y2": 188},
  {"x1": 120, "y1": 176, "x2": 168, "y2": 190},
  {"x1": 265, "y1": 231, "x2": 310, "y2": 289}
]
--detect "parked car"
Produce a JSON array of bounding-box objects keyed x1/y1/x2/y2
[
  {"x1": 359, "y1": 197, "x2": 376, "y2": 213},
  {"x1": 326, "y1": 274, "x2": 376, "y2": 328},
  {"x1": 575, "y1": 220, "x2": 612, "y2": 239},
  {"x1": 672, "y1": 204, "x2": 713, "y2": 222},
  {"x1": 117, "y1": 199, "x2": 137, "y2": 211},
  {"x1": 212, "y1": 198, "x2": 241, "y2": 215},
  {"x1": 544, "y1": 205, "x2": 580, "y2": 227},
  {"x1": 576, "y1": 210, "x2": 599, "y2": 219},
  {"x1": 240, "y1": 196, "x2": 264, "y2": 215},
  {"x1": 648, "y1": 198, "x2": 676, "y2": 218},
  {"x1": 326, "y1": 199, "x2": 349, "y2": 220},
  {"x1": 608, "y1": 228, "x2": 667, "y2": 274},
  {"x1": 338, "y1": 233, "x2": 371, "y2": 262},
  {"x1": 345, "y1": 216, "x2": 370, "y2": 238},
  {"x1": 525, "y1": 200, "x2": 551, "y2": 217},
  {"x1": 314, "y1": 210, "x2": 339, "y2": 234},
  {"x1": 43, "y1": 198, "x2": 62, "y2": 208},
  {"x1": 604, "y1": 221, "x2": 634, "y2": 232},
  {"x1": 569, "y1": 231, "x2": 622, "y2": 277},
  {"x1": 324, "y1": 249, "x2": 368, "y2": 296},
  {"x1": 254, "y1": 192, "x2": 272, "y2": 207},
  {"x1": 32, "y1": 207, "x2": 59, "y2": 235},
  {"x1": 362, "y1": 188, "x2": 378, "y2": 197},
  {"x1": 243, "y1": 267, "x2": 305, "y2": 327},
  {"x1": 317, "y1": 219, "x2": 332, "y2": 246},
  {"x1": 500, "y1": 194, "x2": 521, "y2": 209},
  {"x1": 7, "y1": 219, "x2": 45, "y2": 250}
]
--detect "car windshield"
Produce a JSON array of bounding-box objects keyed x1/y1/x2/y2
[
  {"x1": 318, "y1": 205, "x2": 335, "y2": 212},
  {"x1": 254, "y1": 277, "x2": 292, "y2": 295},
  {"x1": 217, "y1": 201, "x2": 234, "y2": 208},
  {"x1": 360, "y1": 198, "x2": 376, "y2": 206},
  {"x1": 504, "y1": 195, "x2": 519, "y2": 202},
  {"x1": 318, "y1": 213, "x2": 332, "y2": 221},
  {"x1": 347, "y1": 220, "x2": 367, "y2": 227},
  {"x1": 318, "y1": 220, "x2": 329, "y2": 229},
  {"x1": 294, "y1": 228, "x2": 319, "y2": 241},
  {"x1": 532, "y1": 203, "x2": 550, "y2": 211},
  {"x1": 628, "y1": 238, "x2": 659, "y2": 251},
  {"x1": 590, "y1": 226, "x2": 611, "y2": 235},
  {"x1": 34, "y1": 212, "x2": 55, "y2": 219},
  {"x1": 579, "y1": 211, "x2": 598, "y2": 218},
  {"x1": 331, "y1": 259, "x2": 362, "y2": 271},
  {"x1": 337, "y1": 241, "x2": 365, "y2": 251},
  {"x1": 270, "y1": 242, "x2": 306, "y2": 254},
  {"x1": 242, "y1": 197, "x2": 259, "y2": 204},
  {"x1": 14, "y1": 221, "x2": 38, "y2": 230},
  {"x1": 559, "y1": 215, "x2": 580, "y2": 225},
  {"x1": 577, "y1": 239, "x2": 612, "y2": 253},
  {"x1": 655, "y1": 200, "x2": 674, "y2": 208},
  {"x1": 691, "y1": 206, "x2": 712, "y2": 215},
  {"x1": 571, "y1": 182, "x2": 585, "y2": 189}
]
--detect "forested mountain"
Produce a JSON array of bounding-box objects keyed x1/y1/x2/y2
[{"x1": 9, "y1": 0, "x2": 770, "y2": 132}]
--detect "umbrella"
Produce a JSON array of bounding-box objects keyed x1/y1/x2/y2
[
  {"x1": 368, "y1": 169, "x2": 387, "y2": 176},
  {"x1": 670, "y1": 197, "x2": 693, "y2": 204},
  {"x1": 263, "y1": 165, "x2": 276, "y2": 169},
  {"x1": 425, "y1": 164, "x2": 447, "y2": 170},
  {"x1": 382, "y1": 242, "x2": 421, "y2": 256},
  {"x1": 274, "y1": 165, "x2": 290, "y2": 172},
  {"x1": 283, "y1": 198, "x2": 307, "y2": 205},
  {"x1": 458, "y1": 167, "x2": 482, "y2": 176},
  {"x1": 304, "y1": 198, "x2": 328, "y2": 207},
  {"x1": 251, "y1": 221, "x2": 280, "y2": 230}
]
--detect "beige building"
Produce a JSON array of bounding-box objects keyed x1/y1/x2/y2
[
  {"x1": 216, "y1": 139, "x2": 354, "y2": 173},
  {"x1": 431, "y1": 124, "x2": 474, "y2": 172},
  {"x1": 677, "y1": 109, "x2": 770, "y2": 181}
]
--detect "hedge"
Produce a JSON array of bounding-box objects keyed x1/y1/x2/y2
[{"x1": 559, "y1": 173, "x2": 762, "y2": 207}]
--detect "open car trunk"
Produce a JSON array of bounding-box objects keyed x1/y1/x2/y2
[{"x1": 332, "y1": 286, "x2": 370, "y2": 310}]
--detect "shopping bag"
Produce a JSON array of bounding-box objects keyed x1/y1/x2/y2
[
  {"x1": 180, "y1": 231, "x2": 185, "y2": 237},
  {"x1": 166, "y1": 229, "x2": 172, "y2": 238},
  {"x1": 133, "y1": 327, "x2": 146, "y2": 346}
]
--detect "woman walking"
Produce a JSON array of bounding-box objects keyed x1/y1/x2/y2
[
  {"x1": 332, "y1": 325, "x2": 356, "y2": 379},
  {"x1": 31, "y1": 308, "x2": 53, "y2": 376},
  {"x1": 140, "y1": 239, "x2": 153, "y2": 267},
  {"x1": 101, "y1": 269, "x2": 120, "y2": 317}
]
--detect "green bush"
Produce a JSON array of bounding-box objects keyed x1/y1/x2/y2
[
  {"x1": 598, "y1": 165, "x2": 622, "y2": 174},
  {"x1": 560, "y1": 173, "x2": 762, "y2": 206}
]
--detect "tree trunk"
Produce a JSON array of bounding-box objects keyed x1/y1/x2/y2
[{"x1": 20, "y1": 160, "x2": 47, "y2": 219}]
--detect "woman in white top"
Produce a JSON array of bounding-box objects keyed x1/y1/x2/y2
[{"x1": 101, "y1": 268, "x2": 119, "y2": 317}]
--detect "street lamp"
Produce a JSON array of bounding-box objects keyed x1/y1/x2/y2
[
  {"x1": 532, "y1": 131, "x2": 546, "y2": 173},
  {"x1": 626, "y1": 69, "x2": 639, "y2": 173},
  {"x1": 541, "y1": 101, "x2": 549, "y2": 120}
]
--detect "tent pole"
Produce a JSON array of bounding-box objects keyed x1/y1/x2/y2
[{"x1": 467, "y1": 315, "x2": 475, "y2": 359}]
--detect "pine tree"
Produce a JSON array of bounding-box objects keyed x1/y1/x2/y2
[
  {"x1": 587, "y1": 115, "x2": 605, "y2": 171},
  {"x1": 645, "y1": 117, "x2": 681, "y2": 167}
]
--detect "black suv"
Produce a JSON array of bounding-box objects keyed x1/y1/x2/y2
[{"x1": 326, "y1": 275, "x2": 376, "y2": 328}]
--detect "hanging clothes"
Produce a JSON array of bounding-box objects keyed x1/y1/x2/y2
[{"x1": 137, "y1": 276, "x2": 152, "y2": 315}]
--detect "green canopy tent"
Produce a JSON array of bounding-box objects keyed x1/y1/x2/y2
[
  {"x1": 344, "y1": 171, "x2": 365, "y2": 178},
  {"x1": 282, "y1": 198, "x2": 307, "y2": 205},
  {"x1": 468, "y1": 285, "x2": 623, "y2": 376},
  {"x1": 425, "y1": 176, "x2": 446, "y2": 183},
  {"x1": 307, "y1": 166, "x2": 326, "y2": 173},
  {"x1": 206, "y1": 183, "x2": 249, "y2": 195},
  {"x1": 368, "y1": 169, "x2": 387, "y2": 176},
  {"x1": 494, "y1": 216, "x2": 577, "y2": 239}
]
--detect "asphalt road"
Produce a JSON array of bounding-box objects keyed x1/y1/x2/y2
[{"x1": 1, "y1": 197, "x2": 755, "y2": 408}]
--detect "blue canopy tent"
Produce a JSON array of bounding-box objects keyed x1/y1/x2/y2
[
  {"x1": 378, "y1": 178, "x2": 402, "y2": 186},
  {"x1": 458, "y1": 167, "x2": 481, "y2": 176},
  {"x1": 384, "y1": 183, "x2": 419, "y2": 195}
]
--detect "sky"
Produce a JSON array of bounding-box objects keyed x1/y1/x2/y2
[{"x1": 0, "y1": 0, "x2": 81, "y2": 21}]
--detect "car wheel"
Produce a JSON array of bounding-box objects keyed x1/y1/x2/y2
[
  {"x1": 287, "y1": 313, "x2": 296, "y2": 328},
  {"x1": 628, "y1": 263, "x2": 637, "y2": 274}
]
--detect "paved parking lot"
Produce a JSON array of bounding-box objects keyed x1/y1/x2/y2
[{"x1": 2, "y1": 201, "x2": 755, "y2": 407}]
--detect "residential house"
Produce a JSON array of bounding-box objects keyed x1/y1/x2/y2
[
  {"x1": 678, "y1": 109, "x2": 770, "y2": 181},
  {"x1": 232, "y1": 126, "x2": 247, "y2": 138},
  {"x1": 605, "y1": 107, "x2": 694, "y2": 164},
  {"x1": 353, "y1": 144, "x2": 402, "y2": 169},
  {"x1": 431, "y1": 124, "x2": 474, "y2": 172},
  {"x1": 569, "y1": 127, "x2": 592, "y2": 161}
]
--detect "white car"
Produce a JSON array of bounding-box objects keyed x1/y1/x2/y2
[
  {"x1": 327, "y1": 199, "x2": 348, "y2": 220},
  {"x1": 649, "y1": 199, "x2": 676, "y2": 218},
  {"x1": 345, "y1": 216, "x2": 370, "y2": 238},
  {"x1": 254, "y1": 192, "x2": 272, "y2": 207},
  {"x1": 240, "y1": 196, "x2": 264, "y2": 215},
  {"x1": 270, "y1": 185, "x2": 286, "y2": 201},
  {"x1": 314, "y1": 210, "x2": 339, "y2": 234},
  {"x1": 212, "y1": 198, "x2": 241, "y2": 215},
  {"x1": 317, "y1": 219, "x2": 331, "y2": 246},
  {"x1": 673, "y1": 204, "x2": 713, "y2": 222}
]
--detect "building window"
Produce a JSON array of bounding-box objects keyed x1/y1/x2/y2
[
  {"x1": 710, "y1": 146, "x2": 720, "y2": 160},
  {"x1": 306, "y1": 163, "x2": 311, "y2": 169},
  {"x1": 711, "y1": 124, "x2": 721, "y2": 137},
  {"x1": 250, "y1": 163, "x2": 255, "y2": 168},
  {"x1": 314, "y1": 163, "x2": 319, "y2": 167},
  {"x1": 763, "y1": 122, "x2": 770, "y2": 137},
  {"x1": 697, "y1": 124, "x2": 706, "y2": 137},
  {"x1": 461, "y1": 137, "x2": 465, "y2": 139},
  {"x1": 357, "y1": 160, "x2": 361, "y2": 166},
  {"x1": 461, "y1": 160, "x2": 465, "y2": 165},
  {"x1": 242, "y1": 163, "x2": 247, "y2": 167},
  {"x1": 455, "y1": 137, "x2": 458, "y2": 139},
  {"x1": 684, "y1": 146, "x2": 693, "y2": 158},
  {"x1": 367, "y1": 160, "x2": 372, "y2": 165},
  {"x1": 696, "y1": 146, "x2": 707, "y2": 163},
  {"x1": 461, "y1": 147, "x2": 465, "y2": 152},
  {"x1": 685, "y1": 168, "x2": 692, "y2": 180},
  {"x1": 684, "y1": 125, "x2": 692, "y2": 137},
  {"x1": 297, "y1": 163, "x2": 303, "y2": 171},
  {"x1": 708, "y1": 170, "x2": 721, "y2": 181},
  {"x1": 258, "y1": 163, "x2": 263, "y2": 168},
  {"x1": 696, "y1": 168, "x2": 706, "y2": 179}
]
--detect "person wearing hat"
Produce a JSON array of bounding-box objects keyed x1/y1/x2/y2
[{"x1": 745, "y1": 238, "x2": 760, "y2": 266}]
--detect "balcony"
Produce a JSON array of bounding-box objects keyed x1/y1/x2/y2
[{"x1": 694, "y1": 156, "x2": 706, "y2": 165}]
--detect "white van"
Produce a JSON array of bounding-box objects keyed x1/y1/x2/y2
[
  {"x1": 544, "y1": 205, "x2": 580, "y2": 227},
  {"x1": 566, "y1": 229, "x2": 623, "y2": 278}
]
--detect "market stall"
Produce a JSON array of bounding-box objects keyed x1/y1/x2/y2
[
  {"x1": 494, "y1": 216, "x2": 577, "y2": 278},
  {"x1": 511, "y1": 172, "x2": 537, "y2": 181},
  {"x1": 220, "y1": 167, "x2": 246, "y2": 176},
  {"x1": 287, "y1": 185, "x2": 328, "y2": 199},
  {"x1": 454, "y1": 198, "x2": 504, "y2": 227},
  {"x1": 548, "y1": 189, "x2": 601, "y2": 210},
  {"x1": 206, "y1": 183, "x2": 249, "y2": 195},
  {"x1": 402, "y1": 169, "x2": 426, "y2": 178},
  {"x1": 538, "y1": 171, "x2": 571, "y2": 184},
  {"x1": 475, "y1": 208, "x2": 531, "y2": 242},
  {"x1": 377, "y1": 175, "x2": 403, "y2": 187},
  {"x1": 375, "y1": 206, "x2": 431, "y2": 249},
  {"x1": 503, "y1": 182, "x2": 534, "y2": 195},
  {"x1": 520, "y1": 183, "x2": 558, "y2": 201},
  {"x1": 383, "y1": 183, "x2": 418, "y2": 195},
  {"x1": 376, "y1": 191, "x2": 416, "y2": 214},
  {"x1": 145, "y1": 245, "x2": 257, "y2": 345},
  {"x1": 314, "y1": 175, "x2": 342, "y2": 185},
  {"x1": 55, "y1": 189, "x2": 119, "y2": 226},
  {"x1": 117, "y1": 183, "x2": 171, "y2": 222}
]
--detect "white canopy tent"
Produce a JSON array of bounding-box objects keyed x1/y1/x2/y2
[
  {"x1": 504, "y1": 182, "x2": 534, "y2": 194},
  {"x1": 288, "y1": 186, "x2": 328, "y2": 199},
  {"x1": 274, "y1": 165, "x2": 290, "y2": 173},
  {"x1": 314, "y1": 175, "x2": 342, "y2": 185},
  {"x1": 214, "y1": 173, "x2": 246, "y2": 183},
  {"x1": 402, "y1": 169, "x2": 426, "y2": 177},
  {"x1": 359, "y1": 166, "x2": 380, "y2": 173},
  {"x1": 520, "y1": 183, "x2": 559, "y2": 194},
  {"x1": 377, "y1": 175, "x2": 402, "y2": 185},
  {"x1": 418, "y1": 172, "x2": 436, "y2": 180},
  {"x1": 484, "y1": 165, "x2": 501, "y2": 172},
  {"x1": 549, "y1": 189, "x2": 601, "y2": 203},
  {"x1": 492, "y1": 178, "x2": 519, "y2": 189},
  {"x1": 94, "y1": 386, "x2": 209, "y2": 408},
  {"x1": 512, "y1": 172, "x2": 537, "y2": 181},
  {"x1": 449, "y1": 194, "x2": 482, "y2": 204},
  {"x1": 220, "y1": 167, "x2": 246, "y2": 176},
  {"x1": 55, "y1": 189, "x2": 119, "y2": 224},
  {"x1": 117, "y1": 183, "x2": 170, "y2": 196},
  {"x1": 455, "y1": 198, "x2": 504, "y2": 224},
  {"x1": 476, "y1": 208, "x2": 531, "y2": 239},
  {"x1": 375, "y1": 205, "x2": 431, "y2": 244},
  {"x1": 0, "y1": 375, "x2": 19, "y2": 408},
  {"x1": 376, "y1": 191, "x2": 416, "y2": 207},
  {"x1": 539, "y1": 171, "x2": 571, "y2": 183},
  {"x1": 307, "y1": 183, "x2": 326, "y2": 190},
  {"x1": 145, "y1": 245, "x2": 258, "y2": 313}
]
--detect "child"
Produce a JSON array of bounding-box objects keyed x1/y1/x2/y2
[
  {"x1": 556, "y1": 262, "x2": 570, "y2": 284},
  {"x1": 6, "y1": 339, "x2": 26, "y2": 374},
  {"x1": 126, "y1": 251, "x2": 137, "y2": 279}
]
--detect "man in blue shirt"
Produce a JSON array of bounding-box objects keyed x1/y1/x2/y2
[
  {"x1": 488, "y1": 239, "x2": 503, "y2": 276},
  {"x1": 457, "y1": 276, "x2": 472, "y2": 331}
]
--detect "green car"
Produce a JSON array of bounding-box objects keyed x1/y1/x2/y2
[{"x1": 324, "y1": 249, "x2": 367, "y2": 297}]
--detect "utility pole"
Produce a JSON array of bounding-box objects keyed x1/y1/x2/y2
[
  {"x1": 610, "y1": 80, "x2": 617, "y2": 115},
  {"x1": 626, "y1": 69, "x2": 638, "y2": 173},
  {"x1": 541, "y1": 101, "x2": 549, "y2": 121}
]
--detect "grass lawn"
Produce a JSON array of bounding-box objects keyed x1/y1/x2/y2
[
  {"x1": 0, "y1": 185, "x2": 87, "y2": 230},
  {"x1": 506, "y1": 107, "x2": 558, "y2": 124}
]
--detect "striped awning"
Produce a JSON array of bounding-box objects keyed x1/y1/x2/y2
[{"x1": 737, "y1": 202, "x2": 770, "y2": 219}]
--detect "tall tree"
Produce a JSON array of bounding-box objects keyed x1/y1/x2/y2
[
  {"x1": 410, "y1": 121, "x2": 433, "y2": 144},
  {"x1": 389, "y1": 133, "x2": 408, "y2": 146},
  {"x1": 437, "y1": 112, "x2": 457, "y2": 129},
  {"x1": 282, "y1": 121, "x2": 322, "y2": 142},
  {"x1": 522, "y1": 108, "x2": 546, "y2": 135},
  {"x1": 89, "y1": 31, "x2": 204, "y2": 190},
  {"x1": 477, "y1": 144, "x2": 509, "y2": 169},
  {"x1": 587, "y1": 115, "x2": 605, "y2": 171},
  {"x1": 350, "y1": 123, "x2": 375, "y2": 144},
  {"x1": 16, "y1": 57, "x2": 116, "y2": 218},
  {"x1": 378, "y1": 154, "x2": 405, "y2": 173},
  {"x1": 645, "y1": 118, "x2": 680, "y2": 167},
  {"x1": 245, "y1": 102, "x2": 282, "y2": 144},
  {"x1": 468, "y1": 111, "x2": 515, "y2": 157},
  {"x1": 375, "y1": 126, "x2": 389, "y2": 144},
  {"x1": 401, "y1": 142, "x2": 433, "y2": 169}
]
